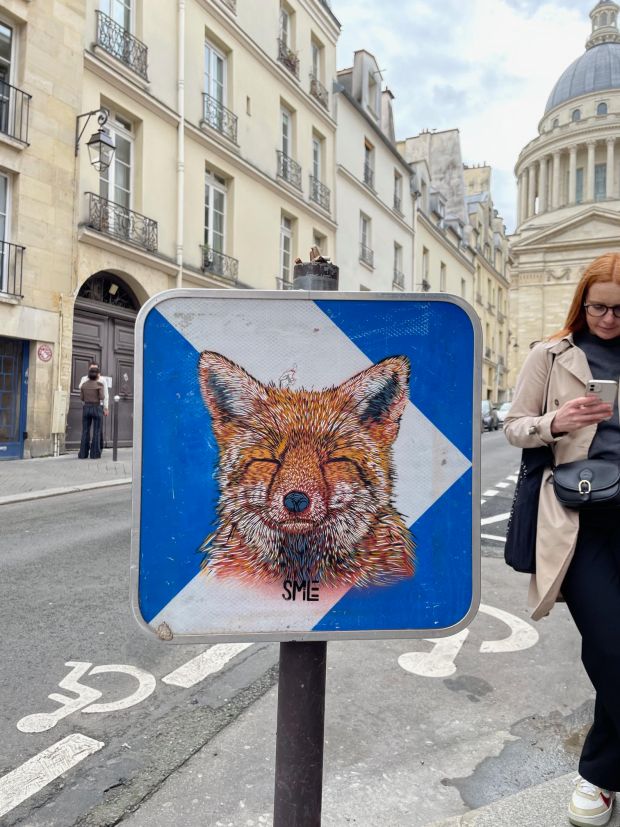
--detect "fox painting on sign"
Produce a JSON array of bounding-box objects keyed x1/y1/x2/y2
[
  {"x1": 133, "y1": 292, "x2": 480, "y2": 642},
  {"x1": 197, "y1": 351, "x2": 415, "y2": 589}
]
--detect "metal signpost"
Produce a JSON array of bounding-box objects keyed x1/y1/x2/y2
[{"x1": 131, "y1": 290, "x2": 481, "y2": 825}]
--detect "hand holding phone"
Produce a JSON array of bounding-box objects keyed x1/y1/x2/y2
[{"x1": 586, "y1": 379, "x2": 618, "y2": 407}]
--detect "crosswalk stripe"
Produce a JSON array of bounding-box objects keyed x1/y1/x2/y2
[
  {"x1": 496, "y1": 482, "x2": 510, "y2": 489},
  {"x1": 483, "y1": 489, "x2": 499, "y2": 497},
  {"x1": 481, "y1": 533, "x2": 506, "y2": 542}
]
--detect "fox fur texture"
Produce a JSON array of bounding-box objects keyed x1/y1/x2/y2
[{"x1": 198, "y1": 352, "x2": 415, "y2": 588}]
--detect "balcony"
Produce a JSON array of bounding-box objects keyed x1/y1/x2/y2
[
  {"x1": 85, "y1": 192, "x2": 158, "y2": 253},
  {"x1": 277, "y1": 151, "x2": 302, "y2": 189},
  {"x1": 0, "y1": 241, "x2": 25, "y2": 298},
  {"x1": 0, "y1": 82, "x2": 31, "y2": 145},
  {"x1": 393, "y1": 269, "x2": 405, "y2": 290},
  {"x1": 276, "y1": 277, "x2": 295, "y2": 290},
  {"x1": 363, "y1": 162, "x2": 375, "y2": 189},
  {"x1": 201, "y1": 247, "x2": 239, "y2": 283},
  {"x1": 309, "y1": 74, "x2": 329, "y2": 109},
  {"x1": 96, "y1": 11, "x2": 149, "y2": 81},
  {"x1": 201, "y1": 93, "x2": 238, "y2": 143},
  {"x1": 359, "y1": 243, "x2": 374, "y2": 268},
  {"x1": 309, "y1": 175, "x2": 330, "y2": 211},
  {"x1": 277, "y1": 37, "x2": 299, "y2": 78}
]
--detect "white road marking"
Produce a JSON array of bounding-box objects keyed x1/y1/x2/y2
[
  {"x1": 480, "y1": 499, "x2": 486, "y2": 505},
  {"x1": 82, "y1": 664, "x2": 156, "y2": 714},
  {"x1": 481, "y1": 533, "x2": 506, "y2": 542},
  {"x1": 507, "y1": 475, "x2": 519, "y2": 483},
  {"x1": 162, "y1": 643, "x2": 252, "y2": 688},
  {"x1": 0, "y1": 734, "x2": 104, "y2": 818},
  {"x1": 496, "y1": 482, "x2": 510, "y2": 489},
  {"x1": 398, "y1": 604, "x2": 538, "y2": 678},
  {"x1": 483, "y1": 489, "x2": 499, "y2": 497},
  {"x1": 479, "y1": 605, "x2": 539, "y2": 653},
  {"x1": 481, "y1": 512, "x2": 510, "y2": 526},
  {"x1": 17, "y1": 662, "x2": 101, "y2": 733}
]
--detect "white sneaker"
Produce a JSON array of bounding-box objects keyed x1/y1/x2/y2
[{"x1": 568, "y1": 775, "x2": 614, "y2": 826}]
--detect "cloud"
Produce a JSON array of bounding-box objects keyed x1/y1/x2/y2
[{"x1": 335, "y1": 0, "x2": 589, "y2": 231}]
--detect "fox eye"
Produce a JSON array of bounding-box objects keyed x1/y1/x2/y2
[
  {"x1": 245, "y1": 458, "x2": 280, "y2": 470},
  {"x1": 325, "y1": 457, "x2": 354, "y2": 465}
]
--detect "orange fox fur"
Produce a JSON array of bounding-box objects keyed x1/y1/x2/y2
[{"x1": 198, "y1": 352, "x2": 415, "y2": 588}]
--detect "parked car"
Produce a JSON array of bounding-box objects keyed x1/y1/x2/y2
[
  {"x1": 497, "y1": 402, "x2": 512, "y2": 426},
  {"x1": 481, "y1": 400, "x2": 500, "y2": 431}
]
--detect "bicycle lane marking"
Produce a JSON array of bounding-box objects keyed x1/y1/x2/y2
[{"x1": 0, "y1": 734, "x2": 104, "y2": 819}]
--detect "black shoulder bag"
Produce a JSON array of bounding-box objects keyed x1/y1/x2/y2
[{"x1": 504, "y1": 355, "x2": 555, "y2": 574}]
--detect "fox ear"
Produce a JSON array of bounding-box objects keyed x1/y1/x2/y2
[
  {"x1": 198, "y1": 352, "x2": 267, "y2": 428},
  {"x1": 340, "y1": 356, "x2": 410, "y2": 442}
]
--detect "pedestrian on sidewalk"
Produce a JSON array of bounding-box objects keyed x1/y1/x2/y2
[
  {"x1": 79, "y1": 362, "x2": 109, "y2": 452},
  {"x1": 78, "y1": 365, "x2": 105, "y2": 460},
  {"x1": 504, "y1": 252, "x2": 620, "y2": 827}
]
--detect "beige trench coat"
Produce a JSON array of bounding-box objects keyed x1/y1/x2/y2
[{"x1": 504, "y1": 333, "x2": 598, "y2": 621}]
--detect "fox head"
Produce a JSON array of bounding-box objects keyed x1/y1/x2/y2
[{"x1": 198, "y1": 352, "x2": 413, "y2": 586}]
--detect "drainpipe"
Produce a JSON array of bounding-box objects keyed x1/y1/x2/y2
[{"x1": 176, "y1": 0, "x2": 185, "y2": 289}]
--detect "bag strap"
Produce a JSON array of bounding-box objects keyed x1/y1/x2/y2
[{"x1": 542, "y1": 351, "x2": 556, "y2": 416}]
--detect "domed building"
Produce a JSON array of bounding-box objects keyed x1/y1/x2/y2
[{"x1": 509, "y1": 0, "x2": 620, "y2": 383}]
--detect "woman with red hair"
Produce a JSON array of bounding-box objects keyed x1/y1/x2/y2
[{"x1": 505, "y1": 252, "x2": 620, "y2": 827}]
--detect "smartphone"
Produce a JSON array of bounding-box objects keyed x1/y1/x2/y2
[{"x1": 586, "y1": 379, "x2": 618, "y2": 406}]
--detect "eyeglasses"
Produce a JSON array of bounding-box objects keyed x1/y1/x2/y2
[{"x1": 584, "y1": 303, "x2": 620, "y2": 319}]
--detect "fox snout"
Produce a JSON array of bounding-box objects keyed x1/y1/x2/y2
[{"x1": 283, "y1": 491, "x2": 310, "y2": 513}]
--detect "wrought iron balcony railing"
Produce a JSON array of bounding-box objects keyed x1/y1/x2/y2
[
  {"x1": 276, "y1": 276, "x2": 295, "y2": 290},
  {"x1": 0, "y1": 241, "x2": 25, "y2": 297},
  {"x1": 277, "y1": 37, "x2": 300, "y2": 78},
  {"x1": 0, "y1": 82, "x2": 31, "y2": 145},
  {"x1": 85, "y1": 192, "x2": 158, "y2": 253},
  {"x1": 201, "y1": 247, "x2": 239, "y2": 283},
  {"x1": 309, "y1": 74, "x2": 329, "y2": 109},
  {"x1": 363, "y1": 162, "x2": 375, "y2": 189},
  {"x1": 95, "y1": 10, "x2": 149, "y2": 81},
  {"x1": 309, "y1": 175, "x2": 330, "y2": 211},
  {"x1": 359, "y1": 243, "x2": 374, "y2": 268},
  {"x1": 277, "y1": 151, "x2": 302, "y2": 189},
  {"x1": 202, "y1": 93, "x2": 238, "y2": 143},
  {"x1": 393, "y1": 269, "x2": 405, "y2": 289}
]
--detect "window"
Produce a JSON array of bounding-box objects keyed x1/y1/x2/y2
[
  {"x1": 280, "y1": 5, "x2": 290, "y2": 47},
  {"x1": 310, "y1": 39, "x2": 321, "y2": 80},
  {"x1": 204, "y1": 168, "x2": 227, "y2": 254},
  {"x1": 280, "y1": 214, "x2": 293, "y2": 285},
  {"x1": 440, "y1": 262, "x2": 446, "y2": 292},
  {"x1": 595, "y1": 163, "x2": 607, "y2": 200},
  {"x1": 394, "y1": 171, "x2": 403, "y2": 212},
  {"x1": 313, "y1": 229, "x2": 326, "y2": 255},
  {"x1": 204, "y1": 40, "x2": 226, "y2": 106},
  {"x1": 312, "y1": 135, "x2": 322, "y2": 181},
  {"x1": 576, "y1": 167, "x2": 584, "y2": 203},
  {"x1": 100, "y1": 113, "x2": 132, "y2": 210},
  {"x1": 0, "y1": 22, "x2": 13, "y2": 137},
  {"x1": 281, "y1": 106, "x2": 291, "y2": 156},
  {"x1": 422, "y1": 247, "x2": 429, "y2": 288},
  {"x1": 363, "y1": 140, "x2": 374, "y2": 188},
  {"x1": 552, "y1": 118, "x2": 559, "y2": 129},
  {"x1": 393, "y1": 243, "x2": 403, "y2": 287},
  {"x1": 597, "y1": 102, "x2": 608, "y2": 116},
  {"x1": 461, "y1": 278, "x2": 466, "y2": 299},
  {"x1": 571, "y1": 108, "x2": 581, "y2": 122},
  {"x1": 359, "y1": 213, "x2": 372, "y2": 266},
  {"x1": 0, "y1": 173, "x2": 9, "y2": 291},
  {"x1": 100, "y1": 0, "x2": 132, "y2": 30}
]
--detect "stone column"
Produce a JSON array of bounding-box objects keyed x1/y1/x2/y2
[
  {"x1": 528, "y1": 164, "x2": 537, "y2": 216},
  {"x1": 552, "y1": 151, "x2": 561, "y2": 209},
  {"x1": 586, "y1": 140, "x2": 596, "y2": 201},
  {"x1": 569, "y1": 146, "x2": 577, "y2": 204},
  {"x1": 607, "y1": 138, "x2": 615, "y2": 199},
  {"x1": 516, "y1": 174, "x2": 523, "y2": 225},
  {"x1": 538, "y1": 156, "x2": 548, "y2": 213}
]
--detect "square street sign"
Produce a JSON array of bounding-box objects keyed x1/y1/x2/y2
[{"x1": 131, "y1": 290, "x2": 481, "y2": 643}]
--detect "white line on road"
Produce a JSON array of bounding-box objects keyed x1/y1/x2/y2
[
  {"x1": 0, "y1": 733, "x2": 104, "y2": 818},
  {"x1": 481, "y1": 512, "x2": 511, "y2": 526},
  {"x1": 483, "y1": 489, "x2": 499, "y2": 497},
  {"x1": 495, "y1": 482, "x2": 510, "y2": 489},
  {"x1": 480, "y1": 499, "x2": 486, "y2": 505},
  {"x1": 162, "y1": 643, "x2": 252, "y2": 688},
  {"x1": 481, "y1": 533, "x2": 506, "y2": 542},
  {"x1": 507, "y1": 475, "x2": 519, "y2": 483}
]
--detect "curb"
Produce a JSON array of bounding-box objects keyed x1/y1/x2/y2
[{"x1": 0, "y1": 477, "x2": 132, "y2": 506}]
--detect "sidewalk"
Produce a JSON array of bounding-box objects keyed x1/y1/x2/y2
[{"x1": 0, "y1": 448, "x2": 133, "y2": 505}]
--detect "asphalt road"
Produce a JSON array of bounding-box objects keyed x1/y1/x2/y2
[{"x1": 0, "y1": 433, "x2": 596, "y2": 826}]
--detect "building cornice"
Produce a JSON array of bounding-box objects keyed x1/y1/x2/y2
[
  {"x1": 416, "y1": 210, "x2": 474, "y2": 272},
  {"x1": 336, "y1": 164, "x2": 413, "y2": 234},
  {"x1": 188, "y1": 121, "x2": 338, "y2": 230},
  {"x1": 477, "y1": 250, "x2": 511, "y2": 288},
  {"x1": 78, "y1": 226, "x2": 179, "y2": 275}
]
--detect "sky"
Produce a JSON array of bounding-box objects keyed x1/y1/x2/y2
[{"x1": 333, "y1": 0, "x2": 595, "y2": 232}]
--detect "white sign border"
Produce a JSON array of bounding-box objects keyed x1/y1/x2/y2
[{"x1": 130, "y1": 289, "x2": 482, "y2": 644}]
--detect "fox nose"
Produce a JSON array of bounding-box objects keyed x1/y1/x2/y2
[{"x1": 283, "y1": 491, "x2": 310, "y2": 513}]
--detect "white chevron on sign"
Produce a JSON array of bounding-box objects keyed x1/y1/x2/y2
[{"x1": 146, "y1": 296, "x2": 472, "y2": 636}]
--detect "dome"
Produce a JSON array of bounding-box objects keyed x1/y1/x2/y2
[{"x1": 545, "y1": 42, "x2": 620, "y2": 113}]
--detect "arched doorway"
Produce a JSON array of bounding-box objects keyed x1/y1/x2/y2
[{"x1": 66, "y1": 272, "x2": 140, "y2": 450}]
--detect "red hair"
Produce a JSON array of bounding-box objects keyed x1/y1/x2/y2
[{"x1": 551, "y1": 253, "x2": 620, "y2": 339}]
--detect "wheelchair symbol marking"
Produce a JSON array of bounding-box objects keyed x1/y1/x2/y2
[{"x1": 17, "y1": 661, "x2": 156, "y2": 733}]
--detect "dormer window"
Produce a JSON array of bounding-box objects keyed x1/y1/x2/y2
[
  {"x1": 597, "y1": 102, "x2": 608, "y2": 116},
  {"x1": 430, "y1": 191, "x2": 445, "y2": 219},
  {"x1": 571, "y1": 108, "x2": 581, "y2": 122},
  {"x1": 368, "y1": 71, "x2": 378, "y2": 116}
]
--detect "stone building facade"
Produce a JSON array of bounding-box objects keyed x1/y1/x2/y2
[{"x1": 510, "y1": 0, "x2": 620, "y2": 389}]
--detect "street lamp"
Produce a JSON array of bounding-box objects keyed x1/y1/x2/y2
[{"x1": 75, "y1": 107, "x2": 116, "y2": 172}]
